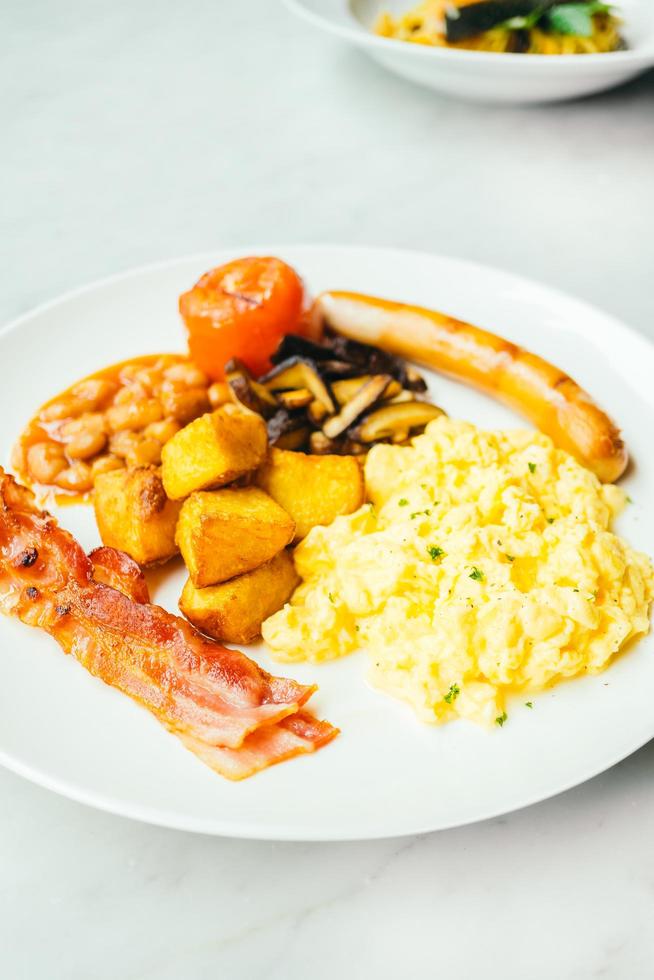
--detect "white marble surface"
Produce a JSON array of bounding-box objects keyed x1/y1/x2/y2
[{"x1": 2, "y1": 2, "x2": 654, "y2": 977}]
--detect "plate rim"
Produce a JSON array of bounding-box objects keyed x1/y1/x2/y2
[{"x1": 2, "y1": 242, "x2": 654, "y2": 841}]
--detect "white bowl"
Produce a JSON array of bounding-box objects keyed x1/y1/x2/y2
[{"x1": 284, "y1": 0, "x2": 654, "y2": 103}]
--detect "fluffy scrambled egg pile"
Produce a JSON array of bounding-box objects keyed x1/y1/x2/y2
[{"x1": 262, "y1": 418, "x2": 654, "y2": 727}]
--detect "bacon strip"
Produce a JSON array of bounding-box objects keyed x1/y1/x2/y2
[
  {"x1": 0, "y1": 470, "x2": 337, "y2": 779},
  {"x1": 179, "y1": 711, "x2": 339, "y2": 781},
  {"x1": 88, "y1": 546, "x2": 151, "y2": 604}
]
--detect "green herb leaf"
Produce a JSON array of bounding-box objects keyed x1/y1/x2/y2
[
  {"x1": 546, "y1": 4, "x2": 595, "y2": 37},
  {"x1": 469, "y1": 566, "x2": 484, "y2": 582},
  {"x1": 427, "y1": 545, "x2": 444, "y2": 560},
  {"x1": 398, "y1": 498, "x2": 408, "y2": 507},
  {"x1": 496, "y1": 711, "x2": 508, "y2": 727},
  {"x1": 547, "y1": 518, "x2": 554, "y2": 524},
  {"x1": 505, "y1": 554, "x2": 515, "y2": 562},
  {"x1": 528, "y1": 462, "x2": 537, "y2": 473},
  {"x1": 444, "y1": 683, "x2": 460, "y2": 704},
  {"x1": 525, "y1": 701, "x2": 534, "y2": 709},
  {"x1": 328, "y1": 592, "x2": 335, "y2": 604}
]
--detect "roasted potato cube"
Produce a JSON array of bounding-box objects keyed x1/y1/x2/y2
[
  {"x1": 93, "y1": 466, "x2": 181, "y2": 566},
  {"x1": 179, "y1": 549, "x2": 299, "y2": 644},
  {"x1": 254, "y1": 447, "x2": 365, "y2": 541},
  {"x1": 161, "y1": 404, "x2": 267, "y2": 500},
  {"x1": 176, "y1": 486, "x2": 295, "y2": 587}
]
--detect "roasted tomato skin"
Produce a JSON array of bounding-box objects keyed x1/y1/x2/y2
[{"x1": 180, "y1": 257, "x2": 306, "y2": 380}]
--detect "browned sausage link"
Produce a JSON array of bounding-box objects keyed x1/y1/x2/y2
[{"x1": 315, "y1": 291, "x2": 628, "y2": 484}]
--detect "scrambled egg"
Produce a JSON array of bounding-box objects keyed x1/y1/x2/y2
[{"x1": 262, "y1": 418, "x2": 654, "y2": 727}]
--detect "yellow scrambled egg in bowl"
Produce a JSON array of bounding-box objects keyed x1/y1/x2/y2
[{"x1": 262, "y1": 418, "x2": 654, "y2": 727}]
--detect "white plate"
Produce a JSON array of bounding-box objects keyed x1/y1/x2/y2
[
  {"x1": 284, "y1": 0, "x2": 654, "y2": 103},
  {"x1": 2, "y1": 245, "x2": 654, "y2": 841}
]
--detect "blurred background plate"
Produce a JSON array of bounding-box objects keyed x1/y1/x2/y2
[{"x1": 284, "y1": 0, "x2": 654, "y2": 102}]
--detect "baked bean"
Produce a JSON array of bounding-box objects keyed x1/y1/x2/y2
[
  {"x1": 27, "y1": 442, "x2": 67, "y2": 484},
  {"x1": 134, "y1": 367, "x2": 163, "y2": 393},
  {"x1": 153, "y1": 355, "x2": 181, "y2": 372},
  {"x1": 113, "y1": 382, "x2": 149, "y2": 406},
  {"x1": 71, "y1": 378, "x2": 117, "y2": 407},
  {"x1": 144, "y1": 418, "x2": 181, "y2": 444},
  {"x1": 208, "y1": 382, "x2": 230, "y2": 408},
  {"x1": 125, "y1": 437, "x2": 162, "y2": 468},
  {"x1": 40, "y1": 399, "x2": 82, "y2": 422},
  {"x1": 159, "y1": 384, "x2": 210, "y2": 424},
  {"x1": 59, "y1": 414, "x2": 107, "y2": 460},
  {"x1": 106, "y1": 398, "x2": 163, "y2": 433},
  {"x1": 40, "y1": 378, "x2": 117, "y2": 421},
  {"x1": 54, "y1": 461, "x2": 93, "y2": 493},
  {"x1": 109, "y1": 430, "x2": 142, "y2": 459},
  {"x1": 118, "y1": 363, "x2": 142, "y2": 385},
  {"x1": 163, "y1": 363, "x2": 209, "y2": 388},
  {"x1": 91, "y1": 454, "x2": 124, "y2": 478}
]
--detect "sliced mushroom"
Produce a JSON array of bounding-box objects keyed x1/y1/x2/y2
[
  {"x1": 332, "y1": 376, "x2": 372, "y2": 407},
  {"x1": 225, "y1": 359, "x2": 278, "y2": 418},
  {"x1": 260, "y1": 357, "x2": 336, "y2": 414},
  {"x1": 309, "y1": 431, "x2": 340, "y2": 454},
  {"x1": 405, "y1": 367, "x2": 428, "y2": 393},
  {"x1": 271, "y1": 335, "x2": 334, "y2": 365},
  {"x1": 351, "y1": 402, "x2": 444, "y2": 443},
  {"x1": 322, "y1": 375, "x2": 392, "y2": 440},
  {"x1": 325, "y1": 334, "x2": 419, "y2": 386},
  {"x1": 276, "y1": 426, "x2": 310, "y2": 451},
  {"x1": 331, "y1": 374, "x2": 401, "y2": 407},
  {"x1": 387, "y1": 389, "x2": 417, "y2": 404},
  {"x1": 381, "y1": 379, "x2": 402, "y2": 400},
  {"x1": 308, "y1": 399, "x2": 328, "y2": 425},
  {"x1": 266, "y1": 408, "x2": 308, "y2": 447},
  {"x1": 277, "y1": 388, "x2": 313, "y2": 410},
  {"x1": 340, "y1": 439, "x2": 369, "y2": 456},
  {"x1": 318, "y1": 359, "x2": 362, "y2": 379}
]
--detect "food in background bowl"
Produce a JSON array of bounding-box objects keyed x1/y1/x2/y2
[{"x1": 375, "y1": 1, "x2": 626, "y2": 54}]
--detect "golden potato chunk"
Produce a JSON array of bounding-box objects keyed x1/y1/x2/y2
[
  {"x1": 93, "y1": 466, "x2": 181, "y2": 566},
  {"x1": 179, "y1": 549, "x2": 299, "y2": 644},
  {"x1": 161, "y1": 404, "x2": 267, "y2": 500},
  {"x1": 175, "y1": 486, "x2": 295, "y2": 588},
  {"x1": 255, "y1": 448, "x2": 365, "y2": 541}
]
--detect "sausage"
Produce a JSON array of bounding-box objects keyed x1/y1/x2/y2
[{"x1": 315, "y1": 291, "x2": 628, "y2": 484}]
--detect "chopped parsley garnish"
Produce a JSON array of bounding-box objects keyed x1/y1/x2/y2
[
  {"x1": 469, "y1": 566, "x2": 484, "y2": 582},
  {"x1": 547, "y1": 518, "x2": 554, "y2": 524},
  {"x1": 328, "y1": 592, "x2": 335, "y2": 604},
  {"x1": 444, "y1": 683, "x2": 460, "y2": 704},
  {"x1": 495, "y1": 711, "x2": 508, "y2": 727},
  {"x1": 398, "y1": 498, "x2": 408, "y2": 507},
  {"x1": 573, "y1": 588, "x2": 580, "y2": 593},
  {"x1": 525, "y1": 701, "x2": 534, "y2": 709},
  {"x1": 626, "y1": 495, "x2": 633, "y2": 504},
  {"x1": 355, "y1": 625, "x2": 360, "y2": 632},
  {"x1": 411, "y1": 509, "x2": 431, "y2": 519},
  {"x1": 528, "y1": 462, "x2": 537, "y2": 473},
  {"x1": 505, "y1": 554, "x2": 515, "y2": 562},
  {"x1": 427, "y1": 545, "x2": 444, "y2": 560}
]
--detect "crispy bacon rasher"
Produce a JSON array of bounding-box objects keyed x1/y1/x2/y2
[{"x1": 0, "y1": 469, "x2": 337, "y2": 779}]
